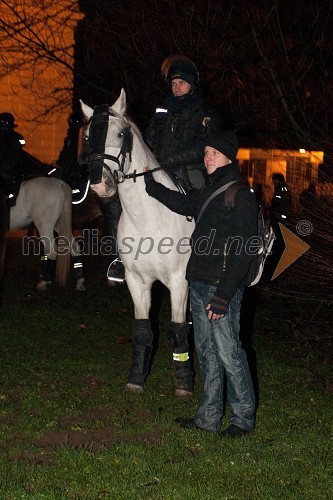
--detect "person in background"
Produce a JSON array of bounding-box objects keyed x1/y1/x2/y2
[
  {"x1": 299, "y1": 182, "x2": 317, "y2": 222},
  {"x1": 107, "y1": 54, "x2": 223, "y2": 283},
  {"x1": 270, "y1": 173, "x2": 292, "y2": 229},
  {"x1": 144, "y1": 130, "x2": 258, "y2": 437},
  {"x1": 0, "y1": 112, "x2": 25, "y2": 207}
]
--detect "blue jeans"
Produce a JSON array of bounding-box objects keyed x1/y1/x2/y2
[{"x1": 190, "y1": 281, "x2": 255, "y2": 432}]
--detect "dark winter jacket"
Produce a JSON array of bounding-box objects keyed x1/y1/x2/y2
[
  {"x1": 144, "y1": 89, "x2": 222, "y2": 189},
  {"x1": 270, "y1": 185, "x2": 292, "y2": 228},
  {"x1": 0, "y1": 130, "x2": 24, "y2": 197},
  {"x1": 145, "y1": 162, "x2": 258, "y2": 304}
]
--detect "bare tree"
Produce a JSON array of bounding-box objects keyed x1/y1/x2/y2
[
  {"x1": 0, "y1": 0, "x2": 81, "y2": 122},
  {"x1": 1, "y1": 0, "x2": 332, "y2": 159}
]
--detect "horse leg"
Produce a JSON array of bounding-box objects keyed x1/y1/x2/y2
[
  {"x1": 124, "y1": 275, "x2": 153, "y2": 393},
  {"x1": 169, "y1": 322, "x2": 193, "y2": 397},
  {"x1": 25, "y1": 223, "x2": 55, "y2": 291},
  {"x1": 73, "y1": 255, "x2": 85, "y2": 291},
  {"x1": 169, "y1": 278, "x2": 193, "y2": 397},
  {"x1": 71, "y1": 236, "x2": 86, "y2": 292},
  {"x1": 124, "y1": 319, "x2": 154, "y2": 393},
  {"x1": 35, "y1": 226, "x2": 56, "y2": 291},
  {"x1": 36, "y1": 255, "x2": 57, "y2": 290}
]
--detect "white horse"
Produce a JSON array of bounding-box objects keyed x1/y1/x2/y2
[
  {"x1": 81, "y1": 90, "x2": 195, "y2": 396},
  {"x1": 9, "y1": 177, "x2": 85, "y2": 291}
]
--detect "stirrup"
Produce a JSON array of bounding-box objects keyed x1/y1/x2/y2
[{"x1": 107, "y1": 257, "x2": 126, "y2": 283}]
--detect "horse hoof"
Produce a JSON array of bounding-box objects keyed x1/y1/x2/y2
[
  {"x1": 75, "y1": 278, "x2": 86, "y2": 292},
  {"x1": 124, "y1": 383, "x2": 144, "y2": 394},
  {"x1": 175, "y1": 389, "x2": 193, "y2": 398},
  {"x1": 35, "y1": 280, "x2": 51, "y2": 291}
]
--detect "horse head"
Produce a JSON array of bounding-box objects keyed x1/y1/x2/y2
[{"x1": 80, "y1": 89, "x2": 134, "y2": 199}]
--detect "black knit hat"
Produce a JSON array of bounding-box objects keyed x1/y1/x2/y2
[
  {"x1": 205, "y1": 130, "x2": 239, "y2": 162},
  {"x1": 161, "y1": 55, "x2": 199, "y2": 88},
  {"x1": 168, "y1": 66, "x2": 195, "y2": 86}
]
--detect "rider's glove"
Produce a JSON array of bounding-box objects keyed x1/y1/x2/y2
[
  {"x1": 207, "y1": 295, "x2": 229, "y2": 316},
  {"x1": 144, "y1": 169, "x2": 154, "y2": 188}
]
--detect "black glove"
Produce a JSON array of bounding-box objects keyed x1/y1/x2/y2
[
  {"x1": 207, "y1": 295, "x2": 229, "y2": 316},
  {"x1": 144, "y1": 169, "x2": 154, "y2": 188}
]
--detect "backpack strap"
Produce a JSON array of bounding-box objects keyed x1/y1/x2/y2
[
  {"x1": 196, "y1": 181, "x2": 236, "y2": 224},
  {"x1": 196, "y1": 180, "x2": 250, "y2": 224},
  {"x1": 224, "y1": 180, "x2": 248, "y2": 210}
]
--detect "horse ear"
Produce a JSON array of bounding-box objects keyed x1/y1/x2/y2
[
  {"x1": 80, "y1": 100, "x2": 93, "y2": 121},
  {"x1": 112, "y1": 89, "x2": 127, "y2": 115}
]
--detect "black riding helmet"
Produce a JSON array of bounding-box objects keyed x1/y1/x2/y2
[
  {"x1": 161, "y1": 55, "x2": 199, "y2": 88},
  {"x1": 0, "y1": 112, "x2": 17, "y2": 129}
]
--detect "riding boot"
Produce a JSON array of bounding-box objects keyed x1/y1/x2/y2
[
  {"x1": 169, "y1": 321, "x2": 193, "y2": 396},
  {"x1": 40, "y1": 256, "x2": 56, "y2": 283},
  {"x1": 125, "y1": 319, "x2": 153, "y2": 393}
]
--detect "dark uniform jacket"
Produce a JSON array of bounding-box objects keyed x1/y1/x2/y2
[
  {"x1": 0, "y1": 130, "x2": 24, "y2": 198},
  {"x1": 270, "y1": 185, "x2": 292, "y2": 228},
  {"x1": 145, "y1": 88, "x2": 223, "y2": 189},
  {"x1": 145, "y1": 162, "x2": 258, "y2": 305}
]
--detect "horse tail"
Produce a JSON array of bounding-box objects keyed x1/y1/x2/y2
[{"x1": 55, "y1": 182, "x2": 72, "y2": 287}]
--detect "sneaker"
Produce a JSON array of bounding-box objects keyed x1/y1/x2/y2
[
  {"x1": 219, "y1": 424, "x2": 252, "y2": 438},
  {"x1": 107, "y1": 258, "x2": 126, "y2": 283}
]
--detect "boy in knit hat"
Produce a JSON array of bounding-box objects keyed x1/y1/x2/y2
[{"x1": 144, "y1": 130, "x2": 258, "y2": 437}]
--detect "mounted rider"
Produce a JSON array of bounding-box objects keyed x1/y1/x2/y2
[
  {"x1": 107, "y1": 54, "x2": 224, "y2": 283},
  {"x1": 0, "y1": 113, "x2": 25, "y2": 207},
  {"x1": 145, "y1": 54, "x2": 223, "y2": 191}
]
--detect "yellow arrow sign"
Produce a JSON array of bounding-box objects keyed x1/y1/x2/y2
[{"x1": 272, "y1": 223, "x2": 310, "y2": 280}]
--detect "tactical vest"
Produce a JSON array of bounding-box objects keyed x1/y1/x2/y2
[{"x1": 153, "y1": 102, "x2": 210, "y2": 160}]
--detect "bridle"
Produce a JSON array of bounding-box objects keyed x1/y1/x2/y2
[{"x1": 81, "y1": 103, "x2": 162, "y2": 184}]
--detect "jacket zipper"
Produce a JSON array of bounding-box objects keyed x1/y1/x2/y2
[{"x1": 222, "y1": 242, "x2": 227, "y2": 272}]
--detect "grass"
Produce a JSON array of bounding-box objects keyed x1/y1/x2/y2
[{"x1": 0, "y1": 236, "x2": 332, "y2": 499}]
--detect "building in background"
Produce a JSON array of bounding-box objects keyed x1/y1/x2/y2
[{"x1": 237, "y1": 148, "x2": 326, "y2": 210}]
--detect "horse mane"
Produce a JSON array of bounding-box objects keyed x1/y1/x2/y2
[
  {"x1": 127, "y1": 117, "x2": 160, "y2": 169},
  {"x1": 107, "y1": 101, "x2": 173, "y2": 188}
]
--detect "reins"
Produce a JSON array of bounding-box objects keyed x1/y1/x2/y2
[{"x1": 121, "y1": 165, "x2": 164, "y2": 182}]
